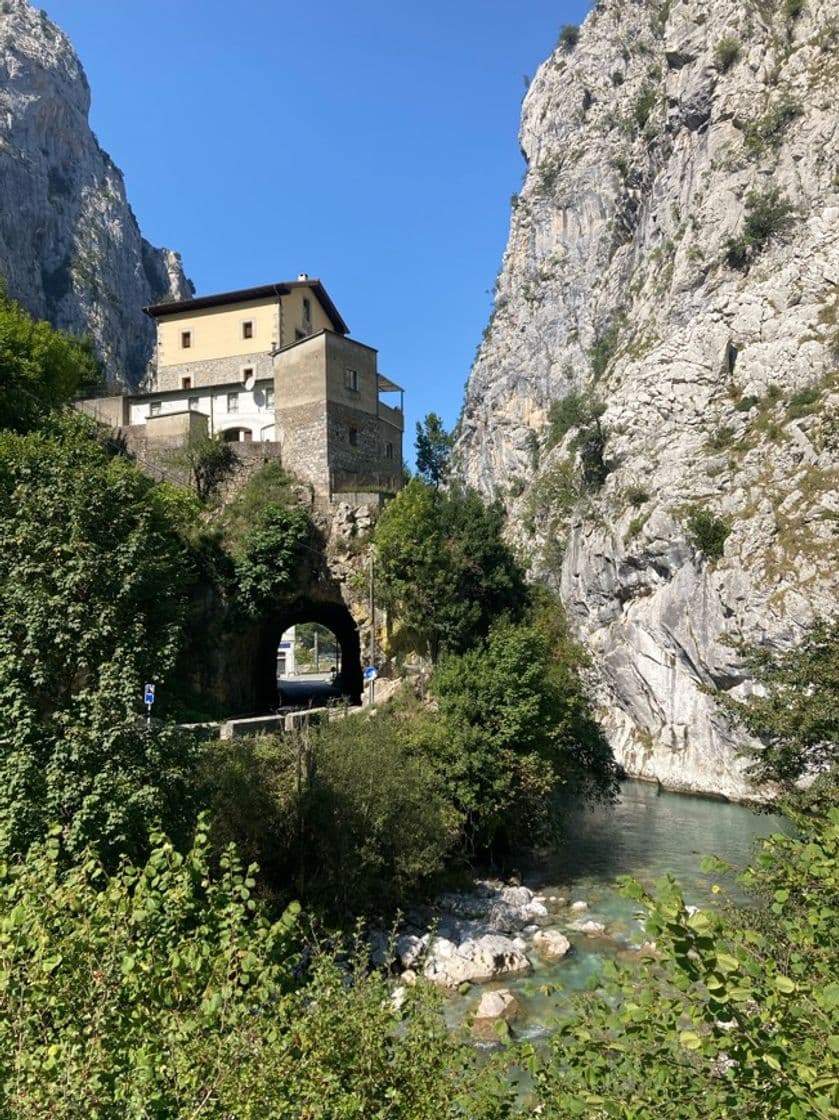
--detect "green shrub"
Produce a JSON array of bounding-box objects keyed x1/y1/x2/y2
[
  {"x1": 726, "y1": 186, "x2": 795, "y2": 269},
  {"x1": 590, "y1": 322, "x2": 621, "y2": 380},
  {"x1": 558, "y1": 24, "x2": 580, "y2": 50},
  {"x1": 625, "y1": 513, "x2": 648, "y2": 542},
  {"x1": 545, "y1": 391, "x2": 605, "y2": 450},
  {"x1": 625, "y1": 484, "x2": 650, "y2": 506},
  {"x1": 233, "y1": 503, "x2": 312, "y2": 616},
  {"x1": 508, "y1": 475, "x2": 526, "y2": 497},
  {"x1": 631, "y1": 85, "x2": 657, "y2": 130},
  {"x1": 786, "y1": 385, "x2": 821, "y2": 418},
  {"x1": 743, "y1": 97, "x2": 802, "y2": 152},
  {"x1": 707, "y1": 425, "x2": 736, "y2": 450},
  {"x1": 684, "y1": 506, "x2": 730, "y2": 561},
  {"x1": 166, "y1": 433, "x2": 235, "y2": 501},
  {"x1": 714, "y1": 36, "x2": 741, "y2": 72},
  {"x1": 734, "y1": 393, "x2": 760, "y2": 411},
  {"x1": 783, "y1": 0, "x2": 805, "y2": 18}
]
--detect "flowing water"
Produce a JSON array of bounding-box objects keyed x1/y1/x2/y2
[{"x1": 448, "y1": 780, "x2": 791, "y2": 1035}]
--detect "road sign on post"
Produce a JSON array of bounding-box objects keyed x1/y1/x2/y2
[
  {"x1": 364, "y1": 665, "x2": 378, "y2": 706},
  {"x1": 144, "y1": 683, "x2": 155, "y2": 727}
]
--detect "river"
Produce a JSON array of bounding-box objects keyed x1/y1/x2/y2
[{"x1": 447, "y1": 780, "x2": 791, "y2": 1035}]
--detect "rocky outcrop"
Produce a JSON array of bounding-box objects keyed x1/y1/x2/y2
[
  {"x1": 455, "y1": 0, "x2": 838, "y2": 799},
  {"x1": 0, "y1": 0, "x2": 191, "y2": 385}
]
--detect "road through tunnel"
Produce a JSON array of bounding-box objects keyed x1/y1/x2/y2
[{"x1": 254, "y1": 598, "x2": 363, "y2": 710}]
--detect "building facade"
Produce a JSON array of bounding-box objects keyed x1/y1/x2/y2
[{"x1": 78, "y1": 275, "x2": 404, "y2": 499}]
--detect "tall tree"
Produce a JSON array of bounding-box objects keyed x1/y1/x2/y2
[{"x1": 414, "y1": 412, "x2": 453, "y2": 487}]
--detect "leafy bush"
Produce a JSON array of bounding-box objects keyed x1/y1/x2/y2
[
  {"x1": 786, "y1": 385, "x2": 821, "y2": 418},
  {"x1": 167, "y1": 433, "x2": 235, "y2": 501},
  {"x1": 415, "y1": 412, "x2": 452, "y2": 487},
  {"x1": 0, "y1": 292, "x2": 101, "y2": 433},
  {"x1": 625, "y1": 484, "x2": 650, "y2": 505},
  {"x1": 783, "y1": 0, "x2": 805, "y2": 18},
  {"x1": 0, "y1": 416, "x2": 201, "y2": 862},
  {"x1": 590, "y1": 321, "x2": 621, "y2": 380},
  {"x1": 429, "y1": 609, "x2": 618, "y2": 854},
  {"x1": 743, "y1": 97, "x2": 802, "y2": 152},
  {"x1": 726, "y1": 186, "x2": 795, "y2": 269},
  {"x1": 734, "y1": 393, "x2": 760, "y2": 412},
  {"x1": 684, "y1": 505, "x2": 730, "y2": 561},
  {"x1": 714, "y1": 36, "x2": 740, "y2": 72},
  {"x1": 558, "y1": 23, "x2": 580, "y2": 50},
  {"x1": 533, "y1": 810, "x2": 839, "y2": 1119},
  {"x1": 625, "y1": 513, "x2": 648, "y2": 542},
  {"x1": 545, "y1": 391, "x2": 605, "y2": 450},
  {"x1": 713, "y1": 616, "x2": 838, "y2": 795},
  {"x1": 233, "y1": 503, "x2": 312, "y2": 616},
  {"x1": 373, "y1": 479, "x2": 526, "y2": 659},
  {"x1": 631, "y1": 85, "x2": 657, "y2": 130},
  {"x1": 707, "y1": 425, "x2": 736, "y2": 450}
]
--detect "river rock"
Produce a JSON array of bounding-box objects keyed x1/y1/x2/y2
[
  {"x1": 573, "y1": 920, "x2": 607, "y2": 936},
  {"x1": 532, "y1": 929, "x2": 572, "y2": 961},
  {"x1": 570, "y1": 901, "x2": 588, "y2": 913},
  {"x1": 474, "y1": 988, "x2": 521, "y2": 1024},
  {"x1": 500, "y1": 886, "x2": 533, "y2": 907},
  {"x1": 424, "y1": 934, "x2": 531, "y2": 988},
  {"x1": 396, "y1": 933, "x2": 428, "y2": 970}
]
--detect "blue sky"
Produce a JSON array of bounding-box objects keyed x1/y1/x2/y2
[{"x1": 47, "y1": 0, "x2": 590, "y2": 455}]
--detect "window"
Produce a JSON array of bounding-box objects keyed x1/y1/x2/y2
[
  {"x1": 149, "y1": 401, "x2": 161, "y2": 417},
  {"x1": 181, "y1": 330, "x2": 192, "y2": 349},
  {"x1": 188, "y1": 396, "x2": 199, "y2": 411},
  {"x1": 227, "y1": 392, "x2": 239, "y2": 414},
  {"x1": 348, "y1": 427, "x2": 358, "y2": 447},
  {"x1": 182, "y1": 376, "x2": 192, "y2": 390},
  {"x1": 385, "y1": 442, "x2": 393, "y2": 460},
  {"x1": 265, "y1": 387, "x2": 275, "y2": 408},
  {"x1": 242, "y1": 320, "x2": 254, "y2": 340},
  {"x1": 344, "y1": 368, "x2": 359, "y2": 392},
  {"x1": 241, "y1": 367, "x2": 254, "y2": 384},
  {"x1": 302, "y1": 296, "x2": 311, "y2": 324}
]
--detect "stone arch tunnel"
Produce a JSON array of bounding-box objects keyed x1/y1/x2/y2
[{"x1": 253, "y1": 597, "x2": 363, "y2": 710}]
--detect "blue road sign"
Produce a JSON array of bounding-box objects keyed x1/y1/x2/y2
[
  {"x1": 144, "y1": 683, "x2": 156, "y2": 705},
  {"x1": 363, "y1": 666, "x2": 379, "y2": 682}
]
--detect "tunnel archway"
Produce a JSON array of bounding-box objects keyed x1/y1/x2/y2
[{"x1": 254, "y1": 598, "x2": 363, "y2": 710}]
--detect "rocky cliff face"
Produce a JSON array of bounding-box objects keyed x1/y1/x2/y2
[
  {"x1": 0, "y1": 0, "x2": 191, "y2": 386},
  {"x1": 455, "y1": 0, "x2": 838, "y2": 799}
]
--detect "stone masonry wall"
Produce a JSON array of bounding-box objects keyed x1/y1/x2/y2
[{"x1": 155, "y1": 352, "x2": 274, "y2": 392}]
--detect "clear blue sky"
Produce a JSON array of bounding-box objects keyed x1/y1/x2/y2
[{"x1": 47, "y1": 0, "x2": 590, "y2": 453}]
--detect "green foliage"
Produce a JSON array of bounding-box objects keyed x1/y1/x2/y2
[
  {"x1": 558, "y1": 23, "x2": 580, "y2": 50},
  {"x1": 233, "y1": 505, "x2": 311, "y2": 615},
  {"x1": 625, "y1": 484, "x2": 650, "y2": 506},
  {"x1": 0, "y1": 415, "x2": 201, "y2": 861},
  {"x1": 783, "y1": 0, "x2": 805, "y2": 19},
  {"x1": 734, "y1": 393, "x2": 760, "y2": 412},
  {"x1": 786, "y1": 385, "x2": 821, "y2": 418},
  {"x1": 414, "y1": 411, "x2": 453, "y2": 487},
  {"x1": 589, "y1": 321, "x2": 621, "y2": 380},
  {"x1": 707, "y1": 424, "x2": 737, "y2": 450},
  {"x1": 683, "y1": 505, "x2": 730, "y2": 561},
  {"x1": 544, "y1": 390, "x2": 604, "y2": 451},
  {"x1": 726, "y1": 185, "x2": 795, "y2": 269},
  {"x1": 625, "y1": 513, "x2": 649, "y2": 542},
  {"x1": 743, "y1": 97, "x2": 802, "y2": 152},
  {"x1": 166, "y1": 433, "x2": 235, "y2": 501},
  {"x1": 532, "y1": 810, "x2": 839, "y2": 1119},
  {"x1": 714, "y1": 617, "x2": 838, "y2": 795},
  {"x1": 714, "y1": 35, "x2": 741, "y2": 72},
  {"x1": 0, "y1": 290, "x2": 101, "y2": 433},
  {"x1": 631, "y1": 85, "x2": 657, "y2": 130},
  {"x1": 373, "y1": 479, "x2": 526, "y2": 659},
  {"x1": 429, "y1": 607, "x2": 617, "y2": 853}
]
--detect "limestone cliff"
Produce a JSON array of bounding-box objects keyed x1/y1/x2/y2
[
  {"x1": 0, "y1": 0, "x2": 191, "y2": 386},
  {"x1": 455, "y1": 0, "x2": 838, "y2": 799}
]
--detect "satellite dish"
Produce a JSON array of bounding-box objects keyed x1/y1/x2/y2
[{"x1": 244, "y1": 374, "x2": 256, "y2": 392}]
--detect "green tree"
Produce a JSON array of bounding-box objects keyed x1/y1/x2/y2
[
  {"x1": 715, "y1": 617, "x2": 838, "y2": 800},
  {"x1": 427, "y1": 612, "x2": 617, "y2": 852},
  {"x1": 414, "y1": 411, "x2": 453, "y2": 487},
  {"x1": 0, "y1": 415, "x2": 200, "y2": 860},
  {"x1": 374, "y1": 479, "x2": 526, "y2": 659},
  {"x1": 232, "y1": 502, "x2": 313, "y2": 616},
  {"x1": 167, "y1": 432, "x2": 236, "y2": 501},
  {"x1": 0, "y1": 291, "x2": 101, "y2": 433}
]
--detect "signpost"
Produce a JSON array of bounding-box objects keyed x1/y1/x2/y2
[
  {"x1": 144, "y1": 683, "x2": 155, "y2": 727},
  {"x1": 364, "y1": 664, "x2": 378, "y2": 706}
]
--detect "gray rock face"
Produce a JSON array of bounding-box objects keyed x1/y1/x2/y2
[
  {"x1": 454, "y1": 0, "x2": 838, "y2": 799},
  {"x1": 0, "y1": 0, "x2": 191, "y2": 385},
  {"x1": 423, "y1": 934, "x2": 531, "y2": 987}
]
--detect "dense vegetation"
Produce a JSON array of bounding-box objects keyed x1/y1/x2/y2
[{"x1": 0, "y1": 299, "x2": 836, "y2": 1116}]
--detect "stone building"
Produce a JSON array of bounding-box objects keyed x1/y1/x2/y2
[{"x1": 78, "y1": 275, "x2": 404, "y2": 500}]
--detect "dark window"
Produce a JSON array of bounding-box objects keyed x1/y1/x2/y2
[
  {"x1": 303, "y1": 296, "x2": 311, "y2": 324},
  {"x1": 149, "y1": 401, "x2": 161, "y2": 417},
  {"x1": 242, "y1": 320, "x2": 254, "y2": 339},
  {"x1": 344, "y1": 368, "x2": 359, "y2": 392},
  {"x1": 181, "y1": 330, "x2": 192, "y2": 349},
  {"x1": 182, "y1": 376, "x2": 192, "y2": 390},
  {"x1": 348, "y1": 427, "x2": 358, "y2": 447},
  {"x1": 227, "y1": 392, "x2": 239, "y2": 414},
  {"x1": 385, "y1": 442, "x2": 393, "y2": 460}
]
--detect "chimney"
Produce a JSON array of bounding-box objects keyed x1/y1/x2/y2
[{"x1": 297, "y1": 272, "x2": 309, "y2": 282}]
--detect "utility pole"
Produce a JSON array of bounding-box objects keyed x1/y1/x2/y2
[{"x1": 314, "y1": 628, "x2": 319, "y2": 672}]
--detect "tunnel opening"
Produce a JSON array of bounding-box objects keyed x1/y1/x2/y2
[{"x1": 254, "y1": 599, "x2": 363, "y2": 711}]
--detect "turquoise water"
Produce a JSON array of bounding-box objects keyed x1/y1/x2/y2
[{"x1": 450, "y1": 780, "x2": 790, "y2": 1034}]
